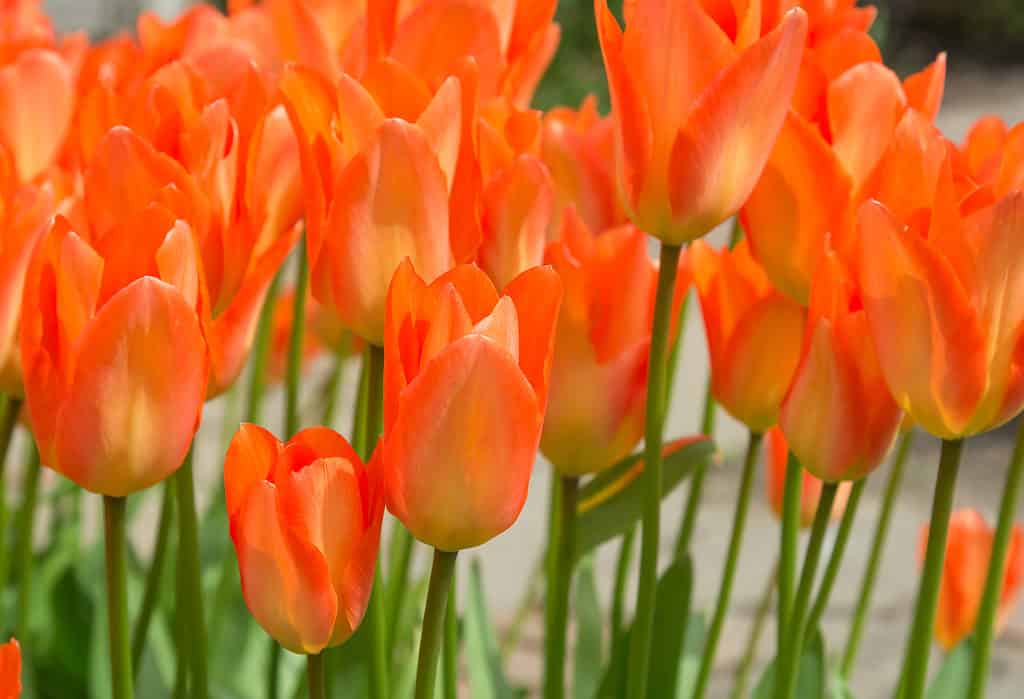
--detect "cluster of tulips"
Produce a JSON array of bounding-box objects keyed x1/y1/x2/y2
[{"x1": 0, "y1": 0, "x2": 1022, "y2": 697}]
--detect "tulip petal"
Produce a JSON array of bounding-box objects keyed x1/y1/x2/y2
[
  {"x1": 903, "y1": 53, "x2": 946, "y2": 122},
  {"x1": 669, "y1": 9, "x2": 808, "y2": 240},
  {"x1": 224, "y1": 422, "x2": 280, "y2": 517},
  {"x1": 55, "y1": 277, "x2": 207, "y2": 496},
  {"x1": 502, "y1": 265, "x2": 561, "y2": 408},
  {"x1": 0, "y1": 639, "x2": 20, "y2": 699},
  {"x1": 416, "y1": 76, "x2": 462, "y2": 193},
  {"x1": 383, "y1": 335, "x2": 541, "y2": 550}
]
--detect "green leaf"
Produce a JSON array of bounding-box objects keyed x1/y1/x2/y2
[
  {"x1": 926, "y1": 637, "x2": 974, "y2": 699},
  {"x1": 647, "y1": 557, "x2": 693, "y2": 698},
  {"x1": 753, "y1": 629, "x2": 826, "y2": 699},
  {"x1": 573, "y1": 556, "x2": 604, "y2": 699},
  {"x1": 576, "y1": 439, "x2": 715, "y2": 557},
  {"x1": 830, "y1": 671, "x2": 857, "y2": 699},
  {"x1": 465, "y1": 559, "x2": 519, "y2": 699},
  {"x1": 675, "y1": 613, "x2": 706, "y2": 699}
]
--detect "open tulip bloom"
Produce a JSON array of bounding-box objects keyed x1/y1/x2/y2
[{"x1": 6, "y1": 2, "x2": 1024, "y2": 699}]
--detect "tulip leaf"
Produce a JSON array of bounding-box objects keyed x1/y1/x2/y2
[
  {"x1": 753, "y1": 629, "x2": 826, "y2": 699},
  {"x1": 573, "y1": 556, "x2": 604, "y2": 699},
  {"x1": 925, "y1": 637, "x2": 974, "y2": 699},
  {"x1": 575, "y1": 439, "x2": 715, "y2": 558},
  {"x1": 465, "y1": 559, "x2": 522, "y2": 699},
  {"x1": 675, "y1": 612, "x2": 707, "y2": 699},
  {"x1": 830, "y1": 671, "x2": 857, "y2": 699}
]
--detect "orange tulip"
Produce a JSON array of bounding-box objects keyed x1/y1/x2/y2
[
  {"x1": 225, "y1": 423, "x2": 383, "y2": 653},
  {"x1": 280, "y1": 63, "x2": 462, "y2": 345},
  {"x1": 765, "y1": 426, "x2": 850, "y2": 527},
  {"x1": 742, "y1": 52, "x2": 946, "y2": 303},
  {"x1": 595, "y1": 0, "x2": 807, "y2": 243},
  {"x1": 779, "y1": 244, "x2": 902, "y2": 481},
  {"x1": 540, "y1": 215, "x2": 656, "y2": 476},
  {"x1": 920, "y1": 509, "x2": 1024, "y2": 650},
  {"x1": 957, "y1": 116, "x2": 1024, "y2": 197},
  {"x1": 690, "y1": 239, "x2": 805, "y2": 432},
  {"x1": 0, "y1": 638, "x2": 19, "y2": 699},
  {"x1": 379, "y1": 259, "x2": 561, "y2": 550},
  {"x1": 20, "y1": 129, "x2": 209, "y2": 497},
  {"x1": 858, "y1": 137, "x2": 1024, "y2": 438}
]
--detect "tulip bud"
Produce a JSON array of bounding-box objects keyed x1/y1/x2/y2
[
  {"x1": 225, "y1": 424, "x2": 384, "y2": 654},
  {"x1": 379, "y1": 259, "x2": 561, "y2": 550}
]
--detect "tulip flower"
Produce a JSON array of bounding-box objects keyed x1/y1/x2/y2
[
  {"x1": 0, "y1": 638, "x2": 19, "y2": 699},
  {"x1": 379, "y1": 259, "x2": 560, "y2": 550},
  {"x1": 765, "y1": 427, "x2": 851, "y2": 528},
  {"x1": 957, "y1": 116, "x2": 1024, "y2": 197},
  {"x1": 920, "y1": 509, "x2": 1024, "y2": 650},
  {"x1": 225, "y1": 423, "x2": 383, "y2": 653},
  {"x1": 595, "y1": 0, "x2": 807, "y2": 243},
  {"x1": 779, "y1": 245, "x2": 903, "y2": 481},
  {"x1": 20, "y1": 129, "x2": 209, "y2": 497},
  {"x1": 690, "y1": 239, "x2": 805, "y2": 433},
  {"x1": 858, "y1": 154, "x2": 1024, "y2": 438},
  {"x1": 280, "y1": 63, "x2": 462, "y2": 345}
]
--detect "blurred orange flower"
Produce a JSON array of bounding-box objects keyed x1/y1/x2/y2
[
  {"x1": 765, "y1": 426, "x2": 851, "y2": 528},
  {"x1": 0, "y1": 638, "x2": 19, "y2": 699}
]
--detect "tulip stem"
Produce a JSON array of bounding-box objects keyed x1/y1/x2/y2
[
  {"x1": 774, "y1": 482, "x2": 838, "y2": 699},
  {"x1": 104, "y1": 495, "x2": 134, "y2": 699},
  {"x1": 174, "y1": 449, "x2": 209, "y2": 699},
  {"x1": 899, "y1": 438, "x2": 963, "y2": 699},
  {"x1": 730, "y1": 560, "x2": 777, "y2": 699},
  {"x1": 0, "y1": 396, "x2": 22, "y2": 594},
  {"x1": 968, "y1": 421, "x2": 1024, "y2": 699},
  {"x1": 803, "y1": 478, "x2": 866, "y2": 647},
  {"x1": 13, "y1": 441, "x2": 40, "y2": 639},
  {"x1": 385, "y1": 524, "x2": 416, "y2": 648},
  {"x1": 674, "y1": 378, "x2": 716, "y2": 560},
  {"x1": 626, "y1": 241, "x2": 681, "y2": 699},
  {"x1": 415, "y1": 548, "x2": 458, "y2": 699},
  {"x1": 131, "y1": 480, "x2": 175, "y2": 675},
  {"x1": 610, "y1": 525, "x2": 636, "y2": 645},
  {"x1": 690, "y1": 430, "x2": 763, "y2": 699},
  {"x1": 841, "y1": 431, "x2": 914, "y2": 677},
  {"x1": 442, "y1": 573, "x2": 458, "y2": 699},
  {"x1": 544, "y1": 475, "x2": 579, "y2": 699},
  {"x1": 776, "y1": 453, "x2": 803, "y2": 651},
  {"x1": 246, "y1": 272, "x2": 282, "y2": 426},
  {"x1": 307, "y1": 653, "x2": 325, "y2": 699},
  {"x1": 321, "y1": 334, "x2": 351, "y2": 427},
  {"x1": 363, "y1": 344, "x2": 390, "y2": 699}
]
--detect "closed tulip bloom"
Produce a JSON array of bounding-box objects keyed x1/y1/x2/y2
[
  {"x1": 920, "y1": 509, "x2": 1024, "y2": 650},
  {"x1": 226, "y1": 424, "x2": 383, "y2": 654},
  {"x1": 540, "y1": 215, "x2": 657, "y2": 476},
  {"x1": 0, "y1": 638, "x2": 19, "y2": 699},
  {"x1": 779, "y1": 245, "x2": 902, "y2": 481},
  {"x1": 765, "y1": 426, "x2": 850, "y2": 528},
  {"x1": 691, "y1": 239, "x2": 805, "y2": 432},
  {"x1": 595, "y1": 0, "x2": 807, "y2": 243},
  {"x1": 20, "y1": 129, "x2": 208, "y2": 497},
  {"x1": 379, "y1": 259, "x2": 561, "y2": 550}
]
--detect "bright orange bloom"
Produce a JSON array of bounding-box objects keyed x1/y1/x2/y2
[
  {"x1": 858, "y1": 133, "x2": 1024, "y2": 438},
  {"x1": 690, "y1": 239, "x2": 805, "y2": 432},
  {"x1": 20, "y1": 129, "x2": 209, "y2": 497},
  {"x1": 280, "y1": 63, "x2": 462, "y2": 345},
  {"x1": 225, "y1": 423, "x2": 383, "y2": 654},
  {"x1": 779, "y1": 244, "x2": 902, "y2": 481},
  {"x1": 540, "y1": 215, "x2": 658, "y2": 476},
  {"x1": 765, "y1": 426, "x2": 850, "y2": 527},
  {"x1": 379, "y1": 259, "x2": 561, "y2": 550},
  {"x1": 0, "y1": 638, "x2": 19, "y2": 699},
  {"x1": 957, "y1": 116, "x2": 1024, "y2": 197},
  {"x1": 595, "y1": 0, "x2": 807, "y2": 243},
  {"x1": 742, "y1": 52, "x2": 946, "y2": 303},
  {"x1": 921, "y1": 509, "x2": 1024, "y2": 650}
]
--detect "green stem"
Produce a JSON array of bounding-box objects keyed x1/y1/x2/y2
[
  {"x1": 610, "y1": 526, "x2": 636, "y2": 645},
  {"x1": 131, "y1": 481, "x2": 175, "y2": 675},
  {"x1": 803, "y1": 478, "x2": 866, "y2": 646},
  {"x1": 385, "y1": 524, "x2": 416, "y2": 647},
  {"x1": 14, "y1": 441, "x2": 40, "y2": 638},
  {"x1": 351, "y1": 356, "x2": 370, "y2": 454},
  {"x1": 414, "y1": 549, "x2": 458, "y2": 699},
  {"x1": 246, "y1": 272, "x2": 282, "y2": 427},
  {"x1": 691, "y1": 430, "x2": 763, "y2": 699},
  {"x1": 968, "y1": 422, "x2": 1024, "y2": 699},
  {"x1": 674, "y1": 379, "x2": 716, "y2": 559},
  {"x1": 841, "y1": 431, "x2": 914, "y2": 677},
  {"x1": 443, "y1": 573, "x2": 458, "y2": 699},
  {"x1": 665, "y1": 293, "x2": 690, "y2": 412},
  {"x1": 307, "y1": 653, "x2": 325, "y2": 699},
  {"x1": 174, "y1": 450, "x2": 208, "y2": 699},
  {"x1": 774, "y1": 482, "x2": 839, "y2": 699},
  {"x1": 104, "y1": 495, "x2": 134, "y2": 699},
  {"x1": 899, "y1": 438, "x2": 963, "y2": 699},
  {"x1": 625, "y1": 242, "x2": 681, "y2": 699},
  {"x1": 267, "y1": 640, "x2": 281, "y2": 699},
  {"x1": 286, "y1": 236, "x2": 309, "y2": 438},
  {"x1": 777, "y1": 453, "x2": 803, "y2": 653},
  {"x1": 730, "y1": 561, "x2": 777, "y2": 699},
  {"x1": 363, "y1": 345, "x2": 389, "y2": 699},
  {"x1": 321, "y1": 336, "x2": 350, "y2": 427},
  {"x1": 500, "y1": 554, "x2": 544, "y2": 656},
  {"x1": 544, "y1": 475, "x2": 579, "y2": 699}
]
